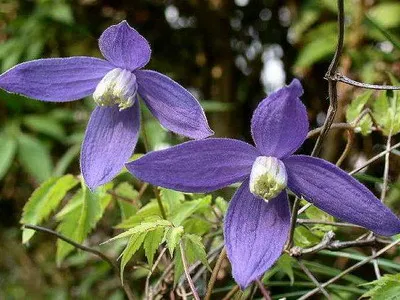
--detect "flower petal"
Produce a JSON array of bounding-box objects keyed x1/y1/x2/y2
[
  {"x1": 99, "y1": 21, "x2": 151, "y2": 70},
  {"x1": 0, "y1": 57, "x2": 113, "y2": 102},
  {"x1": 136, "y1": 70, "x2": 213, "y2": 139},
  {"x1": 81, "y1": 101, "x2": 140, "y2": 190},
  {"x1": 126, "y1": 138, "x2": 259, "y2": 192},
  {"x1": 251, "y1": 79, "x2": 308, "y2": 158},
  {"x1": 224, "y1": 180, "x2": 291, "y2": 289},
  {"x1": 284, "y1": 155, "x2": 400, "y2": 236}
]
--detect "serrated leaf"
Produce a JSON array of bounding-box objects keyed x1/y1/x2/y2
[
  {"x1": 159, "y1": 187, "x2": 184, "y2": 212},
  {"x1": 0, "y1": 133, "x2": 17, "y2": 180},
  {"x1": 115, "y1": 183, "x2": 139, "y2": 220},
  {"x1": 185, "y1": 234, "x2": 210, "y2": 271},
  {"x1": 215, "y1": 196, "x2": 228, "y2": 215},
  {"x1": 165, "y1": 226, "x2": 184, "y2": 256},
  {"x1": 21, "y1": 175, "x2": 79, "y2": 243},
  {"x1": 17, "y1": 134, "x2": 53, "y2": 182},
  {"x1": 173, "y1": 234, "x2": 210, "y2": 286},
  {"x1": 361, "y1": 274, "x2": 400, "y2": 299},
  {"x1": 106, "y1": 219, "x2": 171, "y2": 243},
  {"x1": 345, "y1": 91, "x2": 373, "y2": 136},
  {"x1": 143, "y1": 228, "x2": 165, "y2": 266},
  {"x1": 169, "y1": 196, "x2": 211, "y2": 226},
  {"x1": 373, "y1": 89, "x2": 400, "y2": 136},
  {"x1": 56, "y1": 183, "x2": 113, "y2": 264},
  {"x1": 120, "y1": 232, "x2": 147, "y2": 282},
  {"x1": 116, "y1": 200, "x2": 162, "y2": 229}
]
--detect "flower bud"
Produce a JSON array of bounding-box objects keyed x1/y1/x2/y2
[
  {"x1": 93, "y1": 68, "x2": 138, "y2": 110},
  {"x1": 249, "y1": 156, "x2": 287, "y2": 201}
]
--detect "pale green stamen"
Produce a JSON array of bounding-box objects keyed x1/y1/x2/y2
[{"x1": 249, "y1": 156, "x2": 287, "y2": 202}]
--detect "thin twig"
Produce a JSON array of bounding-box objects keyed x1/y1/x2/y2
[
  {"x1": 256, "y1": 279, "x2": 272, "y2": 300},
  {"x1": 23, "y1": 224, "x2": 135, "y2": 300},
  {"x1": 335, "y1": 73, "x2": 400, "y2": 90},
  {"x1": 222, "y1": 285, "x2": 240, "y2": 300},
  {"x1": 179, "y1": 241, "x2": 200, "y2": 300},
  {"x1": 107, "y1": 190, "x2": 140, "y2": 208},
  {"x1": 145, "y1": 248, "x2": 167, "y2": 299},
  {"x1": 297, "y1": 259, "x2": 330, "y2": 299},
  {"x1": 380, "y1": 129, "x2": 393, "y2": 201},
  {"x1": 307, "y1": 123, "x2": 353, "y2": 139},
  {"x1": 371, "y1": 248, "x2": 381, "y2": 279},
  {"x1": 336, "y1": 129, "x2": 354, "y2": 167},
  {"x1": 298, "y1": 238, "x2": 400, "y2": 299},
  {"x1": 285, "y1": 197, "x2": 301, "y2": 250},
  {"x1": 205, "y1": 247, "x2": 227, "y2": 300},
  {"x1": 311, "y1": 0, "x2": 345, "y2": 157},
  {"x1": 297, "y1": 219, "x2": 362, "y2": 228}
]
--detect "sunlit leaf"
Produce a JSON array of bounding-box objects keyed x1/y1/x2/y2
[
  {"x1": 143, "y1": 228, "x2": 165, "y2": 266},
  {"x1": 0, "y1": 133, "x2": 17, "y2": 180},
  {"x1": 120, "y1": 232, "x2": 147, "y2": 282},
  {"x1": 165, "y1": 226, "x2": 184, "y2": 256}
]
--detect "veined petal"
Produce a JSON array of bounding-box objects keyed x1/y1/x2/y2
[
  {"x1": 81, "y1": 100, "x2": 140, "y2": 190},
  {"x1": 99, "y1": 21, "x2": 151, "y2": 71},
  {"x1": 0, "y1": 57, "x2": 113, "y2": 102},
  {"x1": 126, "y1": 138, "x2": 259, "y2": 193},
  {"x1": 284, "y1": 155, "x2": 400, "y2": 236},
  {"x1": 136, "y1": 70, "x2": 213, "y2": 139},
  {"x1": 224, "y1": 180, "x2": 291, "y2": 289},
  {"x1": 251, "y1": 79, "x2": 308, "y2": 158}
]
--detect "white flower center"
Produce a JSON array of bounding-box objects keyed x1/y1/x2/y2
[
  {"x1": 249, "y1": 156, "x2": 287, "y2": 201},
  {"x1": 93, "y1": 68, "x2": 138, "y2": 111}
]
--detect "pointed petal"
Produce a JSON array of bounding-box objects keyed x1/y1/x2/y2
[
  {"x1": 0, "y1": 57, "x2": 113, "y2": 102},
  {"x1": 126, "y1": 138, "x2": 258, "y2": 192},
  {"x1": 284, "y1": 155, "x2": 400, "y2": 236},
  {"x1": 99, "y1": 21, "x2": 151, "y2": 70},
  {"x1": 251, "y1": 79, "x2": 308, "y2": 158},
  {"x1": 136, "y1": 70, "x2": 213, "y2": 139},
  {"x1": 81, "y1": 101, "x2": 140, "y2": 190},
  {"x1": 224, "y1": 180, "x2": 291, "y2": 289}
]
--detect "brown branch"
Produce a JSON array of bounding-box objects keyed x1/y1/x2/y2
[
  {"x1": 297, "y1": 259, "x2": 330, "y2": 299},
  {"x1": 179, "y1": 241, "x2": 200, "y2": 300},
  {"x1": 335, "y1": 73, "x2": 400, "y2": 90},
  {"x1": 205, "y1": 247, "x2": 227, "y2": 300},
  {"x1": 23, "y1": 224, "x2": 135, "y2": 300}
]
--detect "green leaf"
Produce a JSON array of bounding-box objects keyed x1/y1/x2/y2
[
  {"x1": 369, "y1": 3, "x2": 400, "y2": 28},
  {"x1": 361, "y1": 274, "x2": 400, "y2": 300},
  {"x1": 56, "y1": 183, "x2": 113, "y2": 264},
  {"x1": 0, "y1": 133, "x2": 17, "y2": 180},
  {"x1": 184, "y1": 234, "x2": 210, "y2": 271},
  {"x1": 114, "y1": 183, "x2": 139, "y2": 220},
  {"x1": 53, "y1": 144, "x2": 80, "y2": 177},
  {"x1": 182, "y1": 218, "x2": 211, "y2": 236},
  {"x1": 345, "y1": 91, "x2": 373, "y2": 136},
  {"x1": 215, "y1": 196, "x2": 228, "y2": 215},
  {"x1": 159, "y1": 187, "x2": 185, "y2": 212},
  {"x1": 165, "y1": 226, "x2": 184, "y2": 256},
  {"x1": 23, "y1": 115, "x2": 65, "y2": 140},
  {"x1": 17, "y1": 134, "x2": 53, "y2": 182},
  {"x1": 116, "y1": 200, "x2": 162, "y2": 229},
  {"x1": 303, "y1": 201, "x2": 336, "y2": 237},
  {"x1": 277, "y1": 254, "x2": 295, "y2": 285},
  {"x1": 143, "y1": 228, "x2": 165, "y2": 266},
  {"x1": 294, "y1": 226, "x2": 320, "y2": 248},
  {"x1": 169, "y1": 196, "x2": 212, "y2": 226},
  {"x1": 21, "y1": 175, "x2": 79, "y2": 243},
  {"x1": 120, "y1": 232, "x2": 147, "y2": 282},
  {"x1": 105, "y1": 219, "x2": 171, "y2": 243},
  {"x1": 173, "y1": 234, "x2": 210, "y2": 286},
  {"x1": 372, "y1": 89, "x2": 400, "y2": 136}
]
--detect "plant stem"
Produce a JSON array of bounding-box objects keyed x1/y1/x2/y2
[
  {"x1": 24, "y1": 224, "x2": 135, "y2": 300},
  {"x1": 297, "y1": 259, "x2": 330, "y2": 299},
  {"x1": 179, "y1": 241, "x2": 200, "y2": 300},
  {"x1": 205, "y1": 247, "x2": 227, "y2": 300}
]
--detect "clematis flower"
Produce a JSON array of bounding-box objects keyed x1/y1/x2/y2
[
  {"x1": 0, "y1": 21, "x2": 212, "y2": 189},
  {"x1": 126, "y1": 79, "x2": 400, "y2": 288}
]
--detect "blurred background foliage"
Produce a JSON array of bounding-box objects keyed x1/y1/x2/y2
[{"x1": 1, "y1": 0, "x2": 400, "y2": 299}]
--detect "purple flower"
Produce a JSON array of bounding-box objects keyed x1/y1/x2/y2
[
  {"x1": 0, "y1": 21, "x2": 213, "y2": 189},
  {"x1": 126, "y1": 79, "x2": 400, "y2": 288}
]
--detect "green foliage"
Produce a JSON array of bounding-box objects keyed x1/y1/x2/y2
[
  {"x1": 263, "y1": 254, "x2": 296, "y2": 285},
  {"x1": 372, "y1": 88, "x2": 400, "y2": 136},
  {"x1": 361, "y1": 274, "x2": 400, "y2": 299},
  {"x1": 21, "y1": 175, "x2": 79, "y2": 243},
  {"x1": 368, "y1": 2, "x2": 400, "y2": 29},
  {"x1": 120, "y1": 232, "x2": 147, "y2": 281},
  {"x1": 17, "y1": 134, "x2": 53, "y2": 182},
  {"x1": 115, "y1": 183, "x2": 139, "y2": 220},
  {"x1": 345, "y1": 91, "x2": 373, "y2": 135},
  {"x1": 165, "y1": 226, "x2": 184, "y2": 256},
  {"x1": 303, "y1": 202, "x2": 336, "y2": 237},
  {"x1": 143, "y1": 228, "x2": 164, "y2": 266},
  {"x1": 0, "y1": 132, "x2": 17, "y2": 180},
  {"x1": 294, "y1": 226, "x2": 321, "y2": 248},
  {"x1": 169, "y1": 195, "x2": 211, "y2": 226},
  {"x1": 56, "y1": 182, "x2": 113, "y2": 264}
]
